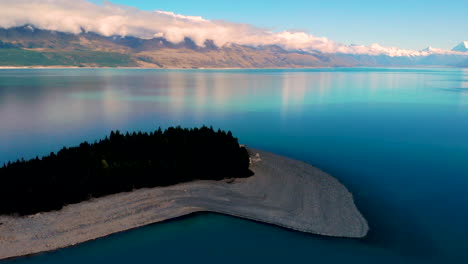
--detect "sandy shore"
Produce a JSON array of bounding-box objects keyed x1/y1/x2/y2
[{"x1": 0, "y1": 149, "x2": 368, "y2": 260}]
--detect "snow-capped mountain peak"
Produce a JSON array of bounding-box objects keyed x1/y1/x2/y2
[
  {"x1": 452, "y1": 41, "x2": 468, "y2": 52},
  {"x1": 421, "y1": 46, "x2": 435, "y2": 52}
]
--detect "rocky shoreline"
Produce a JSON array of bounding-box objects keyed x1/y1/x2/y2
[{"x1": 0, "y1": 149, "x2": 368, "y2": 260}]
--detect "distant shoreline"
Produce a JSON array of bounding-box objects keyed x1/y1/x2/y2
[
  {"x1": 0, "y1": 65, "x2": 456, "y2": 70},
  {"x1": 0, "y1": 149, "x2": 368, "y2": 260},
  {"x1": 0, "y1": 66, "x2": 325, "y2": 70}
]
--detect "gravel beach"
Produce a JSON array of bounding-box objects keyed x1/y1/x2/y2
[{"x1": 0, "y1": 149, "x2": 368, "y2": 260}]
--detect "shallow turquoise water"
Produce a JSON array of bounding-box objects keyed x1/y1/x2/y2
[{"x1": 1, "y1": 68, "x2": 468, "y2": 263}]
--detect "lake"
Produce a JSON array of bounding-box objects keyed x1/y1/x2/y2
[{"x1": 1, "y1": 68, "x2": 468, "y2": 263}]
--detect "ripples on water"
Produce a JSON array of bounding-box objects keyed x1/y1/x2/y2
[{"x1": 1, "y1": 68, "x2": 468, "y2": 263}]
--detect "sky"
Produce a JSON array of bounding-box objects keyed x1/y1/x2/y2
[{"x1": 100, "y1": 0, "x2": 468, "y2": 50}]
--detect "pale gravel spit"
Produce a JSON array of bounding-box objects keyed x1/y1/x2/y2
[{"x1": 0, "y1": 149, "x2": 368, "y2": 260}]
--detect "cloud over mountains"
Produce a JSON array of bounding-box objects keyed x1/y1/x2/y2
[{"x1": 0, "y1": 0, "x2": 463, "y2": 56}]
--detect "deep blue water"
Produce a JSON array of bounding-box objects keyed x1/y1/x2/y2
[{"x1": 1, "y1": 68, "x2": 467, "y2": 263}]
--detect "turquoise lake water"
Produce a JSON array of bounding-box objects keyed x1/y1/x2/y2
[{"x1": 1, "y1": 68, "x2": 467, "y2": 263}]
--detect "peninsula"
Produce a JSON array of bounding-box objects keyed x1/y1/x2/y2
[{"x1": 0, "y1": 127, "x2": 368, "y2": 260}]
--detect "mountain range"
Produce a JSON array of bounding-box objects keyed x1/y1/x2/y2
[{"x1": 0, "y1": 25, "x2": 467, "y2": 68}]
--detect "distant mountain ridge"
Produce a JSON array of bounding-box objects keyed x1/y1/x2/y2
[{"x1": 0, "y1": 25, "x2": 467, "y2": 68}]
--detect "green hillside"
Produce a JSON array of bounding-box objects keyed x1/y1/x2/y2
[{"x1": 0, "y1": 49, "x2": 136, "y2": 67}]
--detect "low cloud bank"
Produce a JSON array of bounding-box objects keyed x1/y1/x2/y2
[{"x1": 0, "y1": 0, "x2": 463, "y2": 56}]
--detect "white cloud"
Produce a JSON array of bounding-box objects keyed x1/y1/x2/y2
[{"x1": 0, "y1": 0, "x2": 463, "y2": 56}]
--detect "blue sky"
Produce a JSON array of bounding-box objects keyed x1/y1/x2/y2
[{"x1": 101, "y1": 0, "x2": 467, "y2": 50}]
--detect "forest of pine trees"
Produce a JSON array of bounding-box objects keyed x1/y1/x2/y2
[{"x1": 0, "y1": 126, "x2": 252, "y2": 216}]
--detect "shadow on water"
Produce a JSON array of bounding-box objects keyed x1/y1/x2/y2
[{"x1": 341, "y1": 178, "x2": 438, "y2": 259}]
